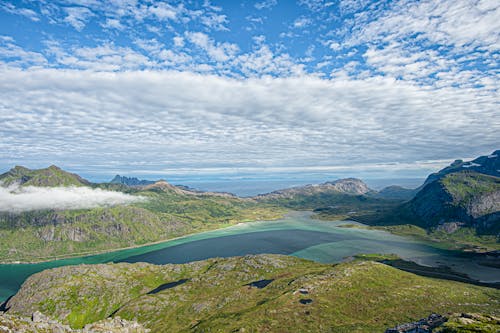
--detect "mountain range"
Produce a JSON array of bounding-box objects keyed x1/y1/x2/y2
[
  {"x1": 0, "y1": 150, "x2": 498, "y2": 263},
  {"x1": 0, "y1": 151, "x2": 499, "y2": 332}
]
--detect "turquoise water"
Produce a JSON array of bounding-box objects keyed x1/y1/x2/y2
[{"x1": 1, "y1": 211, "x2": 498, "y2": 302}]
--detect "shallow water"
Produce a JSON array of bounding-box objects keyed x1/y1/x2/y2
[{"x1": 0, "y1": 211, "x2": 498, "y2": 302}]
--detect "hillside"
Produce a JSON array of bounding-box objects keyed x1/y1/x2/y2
[
  {"x1": 277, "y1": 151, "x2": 499, "y2": 249},
  {"x1": 255, "y1": 178, "x2": 402, "y2": 220},
  {"x1": 256, "y1": 178, "x2": 372, "y2": 199},
  {"x1": 380, "y1": 171, "x2": 500, "y2": 237},
  {"x1": 0, "y1": 167, "x2": 283, "y2": 262},
  {"x1": 0, "y1": 165, "x2": 90, "y2": 187},
  {"x1": 3, "y1": 254, "x2": 499, "y2": 332},
  {"x1": 376, "y1": 185, "x2": 417, "y2": 200}
]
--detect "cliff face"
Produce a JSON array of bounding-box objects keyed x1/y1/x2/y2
[{"x1": 404, "y1": 171, "x2": 500, "y2": 233}]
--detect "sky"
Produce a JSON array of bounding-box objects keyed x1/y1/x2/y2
[{"x1": 0, "y1": 0, "x2": 498, "y2": 184}]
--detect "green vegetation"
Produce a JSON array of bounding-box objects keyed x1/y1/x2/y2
[
  {"x1": 5, "y1": 254, "x2": 500, "y2": 332},
  {"x1": 0, "y1": 165, "x2": 89, "y2": 187},
  {"x1": 442, "y1": 172, "x2": 500, "y2": 207},
  {"x1": 435, "y1": 313, "x2": 500, "y2": 333},
  {"x1": 0, "y1": 187, "x2": 284, "y2": 263}
]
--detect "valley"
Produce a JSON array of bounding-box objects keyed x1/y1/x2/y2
[{"x1": 0, "y1": 151, "x2": 499, "y2": 332}]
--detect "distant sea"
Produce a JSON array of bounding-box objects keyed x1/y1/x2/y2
[{"x1": 171, "y1": 178, "x2": 424, "y2": 197}]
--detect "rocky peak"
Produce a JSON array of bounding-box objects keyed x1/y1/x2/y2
[
  {"x1": 110, "y1": 175, "x2": 155, "y2": 186},
  {"x1": 324, "y1": 178, "x2": 371, "y2": 195}
]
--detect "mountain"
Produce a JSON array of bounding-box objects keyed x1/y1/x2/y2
[
  {"x1": 3, "y1": 254, "x2": 498, "y2": 332},
  {"x1": 403, "y1": 170, "x2": 500, "y2": 233},
  {"x1": 367, "y1": 151, "x2": 500, "y2": 238},
  {"x1": 377, "y1": 185, "x2": 417, "y2": 200},
  {"x1": 423, "y1": 150, "x2": 500, "y2": 186},
  {"x1": 0, "y1": 165, "x2": 90, "y2": 187},
  {"x1": 0, "y1": 166, "x2": 281, "y2": 263},
  {"x1": 255, "y1": 178, "x2": 401, "y2": 218},
  {"x1": 110, "y1": 175, "x2": 155, "y2": 186},
  {"x1": 256, "y1": 178, "x2": 372, "y2": 200}
]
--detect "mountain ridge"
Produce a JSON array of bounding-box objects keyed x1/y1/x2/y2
[
  {"x1": 110, "y1": 175, "x2": 155, "y2": 186},
  {"x1": 3, "y1": 254, "x2": 499, "y2": 332},
  {"x1": 0, "y1": 165, "x2": 90, "y2": 187}
]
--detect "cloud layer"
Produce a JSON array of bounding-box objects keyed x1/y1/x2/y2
[
  {"x1": 0, "y1": 68, "x2": 497, "y2": 174},
  {"x1": 0, "y1": 185, "x2": 145, "y2": 213},
  {"x1": 0, "y1": 0, "x2": 498, "y2": 178}
]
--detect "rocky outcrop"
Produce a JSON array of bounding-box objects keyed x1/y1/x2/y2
[
  {"x1": 256, "y1": 178, "x2": 372, "y2": 200},
  {"x1": 0, "y1": 312, "x2": 149, "y2": 332}
]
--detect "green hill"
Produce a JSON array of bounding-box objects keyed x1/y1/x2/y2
[
  {"x1": 4, "y1": 254, "x2": 499, "y2": 332},
  {"x1": 0, "y1": 167, "x2": 283, "y2": 262},
  {"x1": 395, "y1": 171, "x2": 499, "y2": 233},
  {"x1": 0, "y1": 165, "x2": 91, "y2": 187}
]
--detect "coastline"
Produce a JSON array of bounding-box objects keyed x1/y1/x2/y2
[{"x1": 0, "y1": 213, "x2": 288, "y2": 265}]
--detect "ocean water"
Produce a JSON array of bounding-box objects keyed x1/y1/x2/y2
[{"x1": 1, "y1": 211, "x2": 498, "y2": 302}]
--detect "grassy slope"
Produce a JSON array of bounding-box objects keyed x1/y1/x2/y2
[
  {"x1": 0, "y1": 189, "x2": 284, "y2": 262},
  {"x1": 442, "y1": 171, "x2": 500, "y2": 206},
  {"x1": 259, "y1": 190, "x2": 402, "y2": 221},
  {"x1": 0, "y1": 165, "x2": 89, "y2": 187},
  {"x1": 317, "y1": 172, "x2": 500, "y2": 250},
  {"x1": 6, "y1": 254, "x2": 499, "y2": 332}
]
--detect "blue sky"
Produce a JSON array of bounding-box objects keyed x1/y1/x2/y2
[{"x1": 0, "y1": 0, "x2": 498, "y2": 182}]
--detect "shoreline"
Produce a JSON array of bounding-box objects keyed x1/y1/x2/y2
[{"x1": 0, "y1": 214, "x2": 289, "y2": 265}]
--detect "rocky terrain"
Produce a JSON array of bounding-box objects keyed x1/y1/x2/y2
[
  {"x1": 256, "y1": 178, "x2": 373, "y2": 199},
  {"x1": 0, "y1": 312, "x2": 148, "y2": 332},
  {"x1": 2, "y1": 254, "x2": 499, "y2": 332}
]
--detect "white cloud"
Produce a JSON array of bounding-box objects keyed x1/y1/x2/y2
[
  {"x1": 255, "y1": 0, "x2": 278, "y2": 10},
  {"x1": 0, "y1": 185, "x2": 145, "y2": 213},
  {"x1": 0, "y1": 2, "x2": 40, "y2": 21},
  {"x1": 0, "y1": 37, "x2": 47, "y2": 67},
  {"x1": 339, "y1": 0, "x2": 500, "y2": 87},
  {"x1": 293, "y1": 17, "x2": 312, "y2": 28},
  {"x1": 0, "y1": 67, "x2": 497, "y2": 173},
  {"x1": 173, "y1": 36, "x2": 185, "y2": 48},
  {"x1": 148, "y1": 2, "x2": 178, "y2": 20},
  {"x1": 298, "y1": 0, "x2": 335, "y2": 12},
  {"x1": 101, "y1": 18, "x2": 124, "y2": 30},
  {"x1": 185, "y1": 31, "x2": 239, "y2": 62},
  {"x1": 63, "y1": 6, "x2": 95, "y2": 31},
  {"x1": 200, "y1": 12, "x2": 229, "y2": 31}
]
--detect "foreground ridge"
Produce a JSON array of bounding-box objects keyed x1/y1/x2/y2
[{"x1": 3, "y1": 254, "x2": 499, "y2": 332}]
